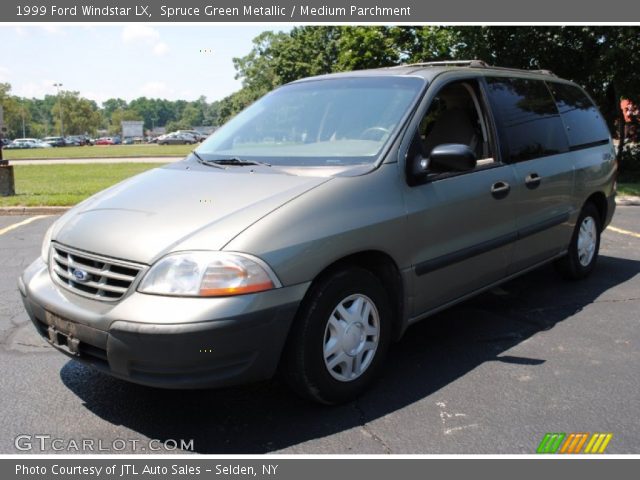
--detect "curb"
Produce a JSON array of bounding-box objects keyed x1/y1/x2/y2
[
  {"x1": 0, "y1": 206, "x2": 71, "y2": 216},
  {"x1": 616, "y1": 195, "x2": 640, "y2": 206}
]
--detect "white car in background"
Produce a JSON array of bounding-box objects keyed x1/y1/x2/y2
[{"x1": 7, "y1": 138, "x2": 52, "y2": 149}]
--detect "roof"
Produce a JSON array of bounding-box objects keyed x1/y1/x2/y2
[{"x1": 292, "y1": 60, "x2": 561, "y2": 84}]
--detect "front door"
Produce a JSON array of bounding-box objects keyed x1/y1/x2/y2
[{"x1": 402, "y1": 78, "x2": 518, "y2": 317}]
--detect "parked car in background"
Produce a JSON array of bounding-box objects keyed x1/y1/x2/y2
[
  {"x1": 4, "y1": 138, "x2": 51, "y2": 150},
  {"x1": 122, "y1": 137, "x2": 134, "y2": 145},
  {"x1": 43, "y1": 136, "x2": 66, "y2": 147},
  {"x1": 176, "y1": 130, "x2": 207, "y2": 142},
  {"x1": 4, "y1": 140, "x2": 30, "y2": 149},
  {"x1": 6, "y1": 138, "x2": 51, "y2": 149},
  {"x1": 65, "y1": 135, "x2": 92, "y2": 146},
  {"x1": 95, "y1": 137, "x2": 115, "y2": 145},
  {"x1": 157, "y1": 132, "x2": 197, "y2": 145},
  {"x1": 112, "y1": 136, "x2": 122, "y2": 145},
  {"x1": 64, "y1": 136, "x2": 81, "y2": 146}
]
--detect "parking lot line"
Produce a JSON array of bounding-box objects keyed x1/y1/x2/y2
[
  {"x1": 607, "y1": 225, "x2": 640, "y2": 239},
  {"x1": 0, "y1": 215, "x2": 49, "y2": 236}
]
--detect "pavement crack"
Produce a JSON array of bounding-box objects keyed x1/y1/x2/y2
[
  {"x1": 14, "y1": 341, "x2": 49, "y2": 348},
  {"x1": 353, "y1": 400, "x2": 392, "y2": 454}
]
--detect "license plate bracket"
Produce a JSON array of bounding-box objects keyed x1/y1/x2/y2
[{"x1": 44, "y1": 311, "x2": 80, "y2": 355}]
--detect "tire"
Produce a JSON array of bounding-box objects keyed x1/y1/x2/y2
[
  {"x1": 282, "y1": 266, "x2": 392, "y2": 404},
  {"x1": 555, "y1": 202, "x2": 601, "y2": 280}
]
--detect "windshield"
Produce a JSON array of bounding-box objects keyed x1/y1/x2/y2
[{"x1": 196, "y1": 76, "x2": 424, "y2": 166}]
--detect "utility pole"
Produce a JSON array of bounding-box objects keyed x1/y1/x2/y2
[
  {"x1": 21, "y1": 103, "x2": 26, "y2": 138},
  {"x1": 53, "y1": 82, "x2": 64, "y2": 137}
]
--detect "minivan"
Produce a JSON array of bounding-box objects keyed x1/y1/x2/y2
[{"x1": 19, "y1": 60, "x2": 617, "y2": 404}]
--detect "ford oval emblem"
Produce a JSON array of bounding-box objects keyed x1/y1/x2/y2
[{"x1": 72, "y1": 269, "x2": 90, "y2": 283}]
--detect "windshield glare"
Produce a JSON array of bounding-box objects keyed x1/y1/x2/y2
[{"x1": 197, "y1": 76, "x2": 424, "y2": 166}]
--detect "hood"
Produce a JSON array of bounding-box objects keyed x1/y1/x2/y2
[{"x1": 53, "y1": 164, "x2": 329, "y2": 264}]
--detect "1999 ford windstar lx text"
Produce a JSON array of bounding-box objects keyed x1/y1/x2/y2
[{"x1": 19, "y1": 60, "x2": 616, "y2": 403}]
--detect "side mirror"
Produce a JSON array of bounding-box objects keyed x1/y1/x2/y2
[{"x1": 429, "y1": 143, "x2": 477, "y2": 172}]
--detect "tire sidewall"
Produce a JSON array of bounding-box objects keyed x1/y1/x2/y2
[
  {"x1": 568, "y1": 203, "x2": 602, "y2": 277},
  {"x1": 295, "y1": 267, "x2": 392, "y2": 404}
]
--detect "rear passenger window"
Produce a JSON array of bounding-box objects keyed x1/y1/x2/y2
[
  {"x1": 485, "y1": 77, "x2": 569, "y2": 162},
  {"x1": 547, "y1": 82, "x2": 610, "y2": 149}
]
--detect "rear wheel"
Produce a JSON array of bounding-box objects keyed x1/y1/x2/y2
[
  {"x1": 282, "y1": 267, "x2": 392, "y2": 404},
  {"x1": 555, "y1": 202, "x2": 601, "y2": 280}
]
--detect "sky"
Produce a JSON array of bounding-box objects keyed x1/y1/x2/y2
[{"x1": 0, "y1": 25, "x2": 287, "y2": 105}]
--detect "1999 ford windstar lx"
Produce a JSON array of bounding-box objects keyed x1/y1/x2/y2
[{"x1": 19, "y1": 60, "x2": 616, "y2": 404}]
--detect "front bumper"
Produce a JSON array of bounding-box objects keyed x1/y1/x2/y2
[{"x1": 19, "y1": 258, "x2": 308, "y2": 389}]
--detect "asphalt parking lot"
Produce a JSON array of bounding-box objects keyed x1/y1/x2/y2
[{"x1": 0, "y1": 208, "x2": 638, "y2": 454}]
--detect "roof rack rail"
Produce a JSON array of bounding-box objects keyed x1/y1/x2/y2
[
  {"x1": 393, "y1": 60, "x2": 556, "y2": 76},
  {"x1": 477, "y1": 65, "x2": 557, "y2": 76},
  {"x1": 392, "y1": 60, "x2": 489, "y2": 68}
]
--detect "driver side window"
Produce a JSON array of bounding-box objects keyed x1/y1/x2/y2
[{"x1": 418, "y1": 79, "x2": 495, "y2": 169}]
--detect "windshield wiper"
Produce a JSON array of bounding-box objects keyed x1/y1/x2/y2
[
  {"x1": 210, "y1": 157, "x2": 271, "y2": 167},
  {"x1": 192, "y1": 150, "x2": 224, "y2": 169}
]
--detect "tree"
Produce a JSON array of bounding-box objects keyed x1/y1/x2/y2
[
  {"x1": 51, "y1": 91, "x2": 102, "y2": 136},
  {"x1": 0, "y1": 83, "x2": 22, "y2": 138},
  {"x1": 335, "y1": 27, "x2": 405, "y2": 71},
  {"x1": 101, "y1": 98, "x2": 128, "y2": 120}
]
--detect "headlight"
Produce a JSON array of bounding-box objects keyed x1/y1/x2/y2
[
  {"x1": 138, "y1": 251, "x2": 281, "y2": 297},
  {"x1": 41, "y1": 224, "x2": 54, "y2": 264}
]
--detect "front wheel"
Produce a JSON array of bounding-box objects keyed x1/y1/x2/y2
[
  {"x1": 555, "y1": 202, "x2": 601, "y2": 280},
  {"x1": 282, "y1": 267, "x2": 392, "y2": 404}
]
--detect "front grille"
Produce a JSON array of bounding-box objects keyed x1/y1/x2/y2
[{"x1": 50, "y1": 243, "x2": 144, "y2": 301}]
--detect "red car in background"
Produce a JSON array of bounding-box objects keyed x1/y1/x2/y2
[{"x1": 94, "y1": 137, "x2": 115, "y2": 145}]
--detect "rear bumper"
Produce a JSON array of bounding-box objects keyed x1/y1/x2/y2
[{"x1": 19, "y1": 258, "x2": 308, "y2": 389}]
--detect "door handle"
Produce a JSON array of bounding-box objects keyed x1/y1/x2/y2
[
  {"x1": 491, "y1": 181, "x2": 511, "y2": 199},
  {"x1": 525, "y1": 172, "x2": 542, "y2": 189}
]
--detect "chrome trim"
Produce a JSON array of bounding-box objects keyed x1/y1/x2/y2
[{"x1": 49, "y1": 242, "x2": 145, "y2": 302}]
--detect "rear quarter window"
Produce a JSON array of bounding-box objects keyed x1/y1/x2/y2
[
  {"x1": 485, "y1": 77, "x2": 569, "y2": 162},
  {"x1": 547, "y1": 82, "x2": 610, "y2": 149}
]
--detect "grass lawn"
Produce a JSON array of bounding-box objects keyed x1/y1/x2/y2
[
  {"x1": 3, "y1": 143, "x2": 193, "y2": 160},
  {"x1": 618, "y1": 183, "x2": 640, "y2": 196},
  {"x1": 0, "y1": 163, "x2": 164, "y2": 207}
]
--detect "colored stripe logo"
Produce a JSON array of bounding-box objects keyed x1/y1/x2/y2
[{"x1": 537, "y1": 433, "x2": 612, "y2": 454}]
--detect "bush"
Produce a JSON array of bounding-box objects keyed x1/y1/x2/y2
[{"x1": 619, "y1": 143, "x2": 640, "y2": 182}]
